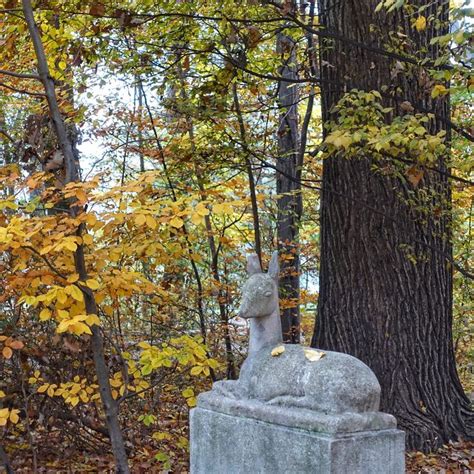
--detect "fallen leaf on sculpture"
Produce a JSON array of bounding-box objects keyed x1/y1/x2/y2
[
  {"x1": 304, "y1": 349, "x2": 326, "y2": 362},
  {"x1": 271, "y1": 345, "x2": 285, "y2": 357}
]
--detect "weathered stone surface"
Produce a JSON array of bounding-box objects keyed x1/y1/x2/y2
[
  {"x1": 211, "y1": 345, "x2": 382, "y2": 415},
  {"x1": 197, "y1": 391, "x2": 396, "y2": 434},
  {"x1": 190, "y1": 407, "x2": 405, "y2": 474}
]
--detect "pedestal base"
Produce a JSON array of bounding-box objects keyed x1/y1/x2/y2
[{"x1": 190, "y1": 407, "x2": 405, "y2": 474}]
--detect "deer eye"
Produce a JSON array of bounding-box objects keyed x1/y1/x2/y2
[{"x1": 264, "y1": 291, "x2": 272, "y2": 297}]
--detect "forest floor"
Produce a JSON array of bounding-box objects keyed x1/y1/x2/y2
[
  {"x1": 405, "y1": 440, "x2": 473, "y2": 473},
  {"x1": 4, "y1": 438, "x2": 473, "y2": 473}
]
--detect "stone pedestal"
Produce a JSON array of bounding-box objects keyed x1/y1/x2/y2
[
  {"x1": 190, "y1": 345, "x2": 405, "y2": 473},
  {"x1": 190, "y1": 398, "x2": 405, "y2": 474}
]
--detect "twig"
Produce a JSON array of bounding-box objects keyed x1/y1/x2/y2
[{"x1": 0, "y1": 444, "x2": 14, "y2": 474}]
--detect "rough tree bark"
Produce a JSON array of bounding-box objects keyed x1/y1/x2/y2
[
  {"x1": 311, "y1": 0, "x2": 474, "y2": 451},
  {"x1": 22, "y1": 1, "x2": 130, "y2": 471},
  {"x1": 276, "y1": 0, "x2": 302, "y2": 343}
]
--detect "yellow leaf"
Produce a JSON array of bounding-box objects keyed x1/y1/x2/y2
[
  {"x1": 271, "y1": 345, "x2": 285, "y2": 357},
  {"x1": 67, "y1": 274, "x2": 79, "y2": 283},
  {"x1": 86, "y1": 279, "x2": 100, "y2": 290},
  {"x1": 37, "y1": 384, "x2": 50, "y2": 393},
  {"x1": 69, "y1": 396, "x2": 80, "y2": 407},
  {"x1": 56, "y1": 319, "x2": 71, "y2": 333},
  {"x1": 68, "y1": 285, "x2": 83, "y2": 302},
  {"x1": 135, "y1": 214, "x2": 147, "y2": 226},
  {"x1": 0, "y1": 390, "x2": 5, "y2": 398},
  {"x1": 69, "y1": 322, "x2": 92, "y2": 336},
  {"x1": 57, "y1": 290, "x2": 68, "y2": 304},
  {"x1": 57, "y1": 309, "x2": 69, "y2": 320},
  {"x1": 304, "y1": 348, "x2": 326, "y2": 362},
  {"x1": 190, "y1": 212, "x2": 204, "y2": 226},
  {"x1": 75, "y1": 189, "x2": 87, "y2": 202},
  {"x1": 82, "y1": 234, "x2": 93, "y2": 245},
  {"x1": 414, "y1": 15, "x2": 426, "y2": 32},
  {"x1": 182, "y1": 388, "x2": 194, "y2": 398},
  {"x1": 187, "y1": 397, "x2": 197, "y2": 407},
  {"x1": 79, "y1": 391, "x2": 89, "y2": 403},
  {"x1": 40, "y1": 308, "x2": 51, "y2": 321},
  {"x1": 431, "y1": 84, "x2": 447, "y2": 98},
  {"x1": 195, "y1": 203, "x2": 210, "y2": 216},
  {"x1": 9, "y1": 409, "x2": 19, "y2": 424},
  {"x1": 85, "y1": 314, "x2": 100, "y2": 326},
  {"x1": 146, "y1": 215, "x2": 157, "y2": 229},
  {"x1": 169, "y1": 216, "x2": 184, "y2": 228},
  {"x1": 64, "y1": 240, "x2": 77, "y2": 252},
  {"x1": 213, "y1": 202, "x2": 232, "y2": 215},
  {"x1": 190, "y1": 366, "x2": 203, "y2": 376}
]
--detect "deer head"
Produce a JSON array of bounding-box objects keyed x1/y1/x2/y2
[
  {"x1": 238, "y1": 252, "x2": 279, "y2": 319},
  {"x1": 238, "y1": 252, "x2": 282, "y2": 354}
]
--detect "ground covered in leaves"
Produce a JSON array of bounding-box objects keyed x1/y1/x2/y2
[
  {"x1": 405, "y1": 440, "x2": 473, "y2": 473},
  {"x1": 5, "y1": 435, "x2": 473, "y2": 473}
]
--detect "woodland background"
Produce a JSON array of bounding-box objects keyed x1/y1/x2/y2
[{"x1": 0, "y1": 0, "x2": 473, "y2": 472}]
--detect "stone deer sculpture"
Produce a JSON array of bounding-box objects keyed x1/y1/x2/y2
[{"x1": 211, "y1": 252, "x2": 383, "y2": 415}]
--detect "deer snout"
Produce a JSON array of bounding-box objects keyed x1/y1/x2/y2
[
  {"x1": 237, "y1": 297, "x2": 255, "y2": 319},
  {"x1": 237, "y1": 303, "x2": 249, "y2": 319}
]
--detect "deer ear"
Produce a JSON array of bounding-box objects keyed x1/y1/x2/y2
[
  {"x1": 247, "y1": 254, "x2": 262, "y2": 275},
  {"x1": 268, "y1": 251, "x2": 279, "y2": 280}
]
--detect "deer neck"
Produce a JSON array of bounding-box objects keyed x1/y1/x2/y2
[{"x1": 248, "y1": 304, "x2": 282, "y2": 355}]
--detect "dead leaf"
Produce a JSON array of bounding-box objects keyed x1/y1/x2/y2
[
  {"x1": 9, "y1": 340, "x2": 24, "y2": 350},
  {"x1": 406, "y1": 166, "x2": 424, "y2": 188},
  {"x1": 271, "y1": 345, "x2": 285, "y2": 357},
  {"x1": 2, "y1": 346, "x2": 13, "y2": 359},
  {"x1": 304, "y1": 348, "x2": 325, "y2": 362},
  {"x1": 400, "y1": 101, "x2": 414, "y2": 113}
]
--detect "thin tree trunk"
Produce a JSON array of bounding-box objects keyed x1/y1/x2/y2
[
  {"x1": 22, "y1": 1, "x2": 130, "y2": 470},
  {"x1": 232, "y1": 83, "x2": 262, "y2": 264},
  {"x1": 276, "y1": 0, "x2": 301, "y2": 343},
  {"x1": 175, "y1": 62, "x2": 236, "y2": 379},
  {"x1": 312, "y1": 0, "x2": 474, "y2": 451}
]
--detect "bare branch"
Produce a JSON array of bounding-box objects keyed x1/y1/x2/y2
[{"x1": 0, "y1": 68, "x2": 40, "y2": 80}]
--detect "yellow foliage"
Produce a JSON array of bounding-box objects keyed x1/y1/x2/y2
[{"x1": 414, "y1": 15, "x2": 427, "y2": 31}]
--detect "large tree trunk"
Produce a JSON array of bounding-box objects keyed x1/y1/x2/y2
[
  {"x1": 311, "y1": 0, "x2": 473, "y2": 451},
  {"x1": 276, "y1": 0, "x2": 301, "y2": 343}
]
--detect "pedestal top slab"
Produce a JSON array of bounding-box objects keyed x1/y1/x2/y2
[{"x1": 197, "y1": 390, "x2": 397, "y2": 434}]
